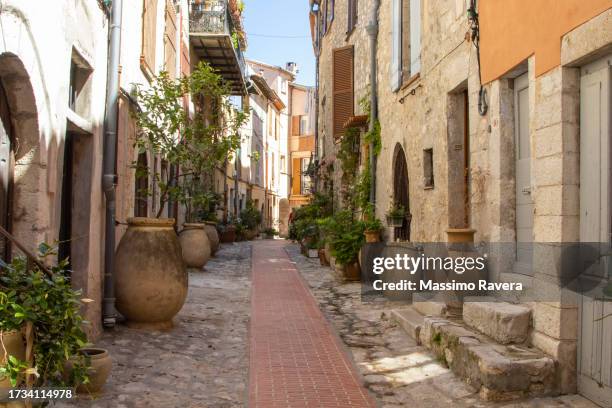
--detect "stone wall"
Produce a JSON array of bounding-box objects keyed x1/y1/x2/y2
[{"x1": 316, "y1": 1, "x2": 612, "y2": 397}]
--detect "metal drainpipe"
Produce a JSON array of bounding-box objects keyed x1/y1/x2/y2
[
  {"x1": 102, "y1": 0, "x2": 123, "y2": 328},
  {"x1": 366, "y1": 0, "x2": 380, "y2": 205}
]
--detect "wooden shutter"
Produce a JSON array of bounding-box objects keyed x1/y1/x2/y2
[
  {"x1": 141, "y1": 0, "x2": 158, "y2": 76},
  {"x1": 391, "y1": 0, "x2": 402, "y2": 91},
  {"x1": 292, "y1": 115, "x2": 300, "y2": 136},
  {"x1": 332, "y1": 46, "x2": 354, "y2": 139},
  {"x1": 164, "y1": 0, "x2": 177, "y2": 79},
  {"x1": 292, "y1": 158, "x2": 301, "y2": 195}
]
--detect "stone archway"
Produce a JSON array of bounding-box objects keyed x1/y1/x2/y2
[
  {"x1": 0, "y1": 53, "x2": 43, "y2": 254},
  {"x1": 392, "y1": 144, "x2": 411, "y2": 241}
]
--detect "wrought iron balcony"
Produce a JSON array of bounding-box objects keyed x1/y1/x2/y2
[{"x1": 189, "y1": 0, "x2": 247, "y2": 95}]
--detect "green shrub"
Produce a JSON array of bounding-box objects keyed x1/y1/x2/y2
[{"x1": 0, "y1": 243, "x2": 90, "y2": 388}]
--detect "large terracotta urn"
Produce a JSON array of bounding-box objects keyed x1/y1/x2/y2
[
  {"x1": 115, "y1": 218, "x2": 187, "y2": 330},
  {"x1": 204, "y1": 221, "x2": 220, "y2": 255},
  {"x1": 179, "y1": 223, "x2": 211, "y2": 268}
]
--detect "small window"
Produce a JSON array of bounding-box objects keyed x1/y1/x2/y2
[
  {"x1": 280, "y1": 155, "x2": 286, "y2": 173},
  {"x1": 347, "y1": 0, "x2": 358, "y2": 34},
  {"x1": 423, "y1": 148, "x2": 434, "y2": 188},
  {"x1": 300, "y1": 116, "x2": 308, "y2": 135}
]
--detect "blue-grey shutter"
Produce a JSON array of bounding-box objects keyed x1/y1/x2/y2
[
  {"x1": 409, "y1": 0, "x2": 421, "y2": 74},
  {"x1": 391, "y1": 0, "x2": 402, "y2": 91}
]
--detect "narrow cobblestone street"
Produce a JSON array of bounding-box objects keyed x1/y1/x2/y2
[
  {"x1": 55, "y1": 243, "x2": 252, "y2": 408},
  {"x1": 52, "y1": 240, "x2": 602, "y2": 408}
]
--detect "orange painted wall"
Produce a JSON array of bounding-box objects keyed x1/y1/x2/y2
[{"x1": 479, "y1": 0, "x2": 611, "y2": 83}]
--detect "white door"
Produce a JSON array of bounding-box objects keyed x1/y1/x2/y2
[
  {"x1": 514, "y1": 73, "x2": 534, "y2": 275},
  {"x1": 578, "y1": 54, "x2": 612, "y2": 408}
]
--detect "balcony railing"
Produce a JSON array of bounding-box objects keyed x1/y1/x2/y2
[{"x1": 189, "y1": 0, "x2": 247, "y2": 94}]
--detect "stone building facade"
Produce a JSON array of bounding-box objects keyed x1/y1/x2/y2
[
  {"x1": 0, "y1": 0, "x2": 248, "y2": 339},
  {"x1": 288, "y1": 83, "x2": 316, "y2": 211},
  {"x1": 311, "y1": 0, "x2": 611, "y2": 403},
  {"x1": 0, "y1": 0, "x2": 110, "y2": 337}
]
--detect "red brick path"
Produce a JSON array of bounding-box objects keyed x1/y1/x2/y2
[{"x1": 248, "y1": 241, "x2": 376, "y2": 408}]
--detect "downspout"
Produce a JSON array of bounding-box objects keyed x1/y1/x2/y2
[
  {"x1": 102, "y1": 0, "x2": 123, "y2": 328},
  {"x1": 366, "y1": 0, "x2": 380, "y2": 205},
  {"x1": 314, "y1": 54, "x2": 320, "y2": 193}
]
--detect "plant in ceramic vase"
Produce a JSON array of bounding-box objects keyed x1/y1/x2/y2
[{"x1": 0, "y1": 244, "x2": 93, "y2": 391}]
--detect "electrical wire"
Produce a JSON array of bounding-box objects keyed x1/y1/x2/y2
[{"x1": 248, "y1": 33, "x2": 311, "y2": 39}]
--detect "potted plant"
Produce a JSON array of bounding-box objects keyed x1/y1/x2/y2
[
  {"x1": 362, "y1": 204, "x2": 383, "y2": 243},
  {"x1": 239, "y1": 200, "x2": 262, "y2": 240},
  {"x1": 386, "y1": 201, "x2": 405, "y2": 227},
  {"x1": 0, "y1": 245, "x2": 93, "y2": 393},
  {"x1": 115, "y1": 62, "x2": 247, "y2": 329},
  {"x1": 263, "y1": 227, "x2": 278, "y2": 239},
  {"x1": 64, "y1": 348, "x2": 111, "y2": 394},
  {"x1": 319, "y1": 210, "x2": 365, "y2": 281}
]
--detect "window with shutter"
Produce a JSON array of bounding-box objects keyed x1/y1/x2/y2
[
  {"x1": 292, "y1": 157, "x2": 301, "y2": 195},
  {"x1": 332, "y1": 46, "x2": 354, "y2": 139},
  {"x1": 292, "y1": 115, "x2": 301, "y2": 136},
  {"x1": 141, "y1": 0, "x2": 158, "y2": 77},
  {"x1": 391, "y1": 0, "x2": 421, "y2": 91},
  {"x1": 164, "y1": 0, "x2": 177, "y2": 79},
  {"x1": 347, "y1": 0, "x2": 358, "y2": 34}
]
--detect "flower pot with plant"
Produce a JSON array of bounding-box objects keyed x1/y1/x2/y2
[
  {"x1": 263, "y1": 227, "x2": 278, "y2": 239},
  {"x1": 0, "y1": 245, "x2": 91, "y2": 393},
  {"x1": 362, "y1": 204, "x2": 383, "y2": 243},
  {"x1": 386, "y1": 201, "x2": 405, "y2": 228},
  {"x1": 64, "y1": 348, "x2": 111, "y2": 394},
  {"x1": 115, "y1": 63, "x2": 247, "y2": 329},
  {"x1": 319, "y1": 210, "x2": 365, "y2": 281}
]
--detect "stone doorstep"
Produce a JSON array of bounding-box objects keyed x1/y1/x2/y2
[
  {"x1": 463, "y1": 300, "x2": 531, "y2": 345},
  {"x1": 390, "y1": 308, "x2": 424, "y2": 345},
  {"x1": 392, "y1": 307, "x2": 557, "y2": 402},
  {"x1": 421, "y1": 316, "x2": 557, "y2": 402}
]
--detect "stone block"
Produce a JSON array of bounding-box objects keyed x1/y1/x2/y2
[
  {"x1": 420, "y1": 316, "x2": 556, "y2": 400},
  {"x1": 463, "y1": 301, "x2": 531, "y2": 344},
  {"x1": 391, "y1": 307, "x2": 424, "y2": 344},
  {"x1": 533, "y1": 302, "x2": 578, "y2": 340}
]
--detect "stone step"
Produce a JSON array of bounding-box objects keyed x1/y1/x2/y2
[
  {"x1": 412, "y1": 293, "x2": 448, "y2": 316},
  {"x1": 463, "y1": 299, "x2": 531, "y2": 344},
  {"x1": 390, "y1": 308, "x2": 424, "y2": 344},
  {"x1": 419, "y1": 316, "x2": 556, "y2": 401}
]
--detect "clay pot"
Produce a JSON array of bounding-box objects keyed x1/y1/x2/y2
[
  {"x1": 244, "y1": 229, "x2": 258, "y2": 240},
  {"x1": 65, "y1": 348, "x2": 112, "y2": 394},
  {"x1": 204, "y1": 222, "x2": 220, "y2": 255},
  {"x1": 335, "y1": 261, "x2": 361, "y2": 281},
  {"x1": 115, "y1": 217, "x2": 188, "y2": 330},
  {"x1": 318, "y1": 248, "x2": 330, "y2": 266},
  {"x1": 179, "y1": 223, "x2": 211, "y2": 269},
  {"x1": 219, "y1": 225, "x2": 236, "y2": 243},
  {"x1": 364, "y1": 229, "x2": 381, "y2": 243}
]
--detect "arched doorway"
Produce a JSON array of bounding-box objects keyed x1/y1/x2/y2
[
  {"x1": 0, "y1": 79, "x2": 15, "y2": 258},
  {"x1": 393, "y1": 144, "x2": 411, "y2": 241},
  {"x1": 0, "y1": 53, "x2": 42, "y2": 255}
]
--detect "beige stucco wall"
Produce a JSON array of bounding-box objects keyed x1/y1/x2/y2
[{"x1": 0, "y1": 0, "x2": 109, "y2": 338}]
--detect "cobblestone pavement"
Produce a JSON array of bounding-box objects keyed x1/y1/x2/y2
[
  {"x1": 249, "y1": 240, "x2": 376, "y2": 407},
  {"x1": 286, "y1": 244, "x2": 600, "y2": 408},
  {"x1": 55, "y1": 242, "x2": 252, "y2": 408}
]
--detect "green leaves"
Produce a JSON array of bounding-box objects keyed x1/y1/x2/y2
[
  {"x1": 133, "y1": 61, "x2": 249, "y2": 219},
  {"x1": 0, "y1": 245, "x2": 90, "y2": 388}
]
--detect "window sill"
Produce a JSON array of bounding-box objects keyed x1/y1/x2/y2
[
  {"x1": 400, "y1": 73, "x2": 421, "y2": 90},
  {"x1": 423, "y1": 185, "x2": 434, "y2": 190}
]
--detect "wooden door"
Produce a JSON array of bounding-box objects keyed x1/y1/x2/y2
[
  {"x1": 0, "y1": 80, "x2": 13, "y2": 259},
  {"x1": 578, "y1": 54, "x2": 612, "y2": 407},
  {"x1": 514, "y1": 73, "x2": 533, "y2": 275}
]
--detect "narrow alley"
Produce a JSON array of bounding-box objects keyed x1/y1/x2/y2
[{"x1": 54, "y1": 240, "x2": 600, "y2": 407}]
